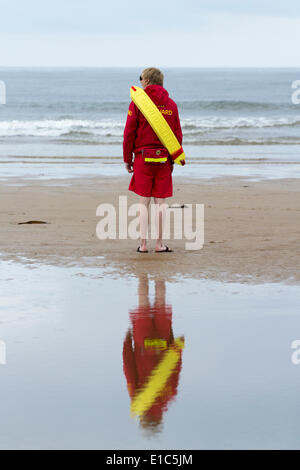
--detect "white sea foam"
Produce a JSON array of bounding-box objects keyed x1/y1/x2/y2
[
  {"x1": 181, "y1": 116, "x2": 300, "y2": 130},
  {"x1": 0, "y1": 116, "x2": 299, "y2": 139},
  {"x1": 0, "y1": 119, "x2": 125, "y2": 137}
]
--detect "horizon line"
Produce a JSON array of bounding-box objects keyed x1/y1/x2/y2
[{"x1": 1, "y1": 65, "x2": 300, "y2": 69}]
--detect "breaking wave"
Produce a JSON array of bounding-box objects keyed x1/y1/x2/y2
[{"x1": 0, "y1": 115, "x2": 300, "y2": 145}]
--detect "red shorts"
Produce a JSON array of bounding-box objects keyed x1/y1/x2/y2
[
  {"x1": 130, "y1": 304, "x2": 173, "y2": 348},
  {"x1": 128, "y1": 155, "x2": 173, "y2": 198}
]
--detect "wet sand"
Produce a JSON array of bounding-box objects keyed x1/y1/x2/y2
[
  {"x1": 1, "y1": 260, "x2": 300, "y2": 449},
  {"x1": 1, "y1": 175, "x2": 300, "y2": 284}
]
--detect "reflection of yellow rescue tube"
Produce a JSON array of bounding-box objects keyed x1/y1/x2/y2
[
  {"x1": 131, "y1": 337, "x2": 184, "y2": 417},
  {"x1": 130, "y1": 86, "x2": 186, "y2": 166}
]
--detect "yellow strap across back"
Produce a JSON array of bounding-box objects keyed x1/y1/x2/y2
[{"x1": 130, "y1": 86, "x2": 186, "y2": 166}]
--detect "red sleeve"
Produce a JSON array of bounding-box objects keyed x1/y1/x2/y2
[
  {"x1": 123, "y1": 101, "x2": 138, "y2": 164},
  {"x1": 173, "y1": 104, "x2": 183, "y2": 146},
  {"x1": 122, "y1": 330, "x2": 137, "y2": 398}
]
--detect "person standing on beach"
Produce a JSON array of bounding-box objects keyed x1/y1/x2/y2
[{"x1": 123, "y1": 67, "x2": 183, "y2": 253}]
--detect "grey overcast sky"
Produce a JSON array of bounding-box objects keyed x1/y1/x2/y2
[{"x1": 0, "y1": 0, "x2": 299, "y2": 67}]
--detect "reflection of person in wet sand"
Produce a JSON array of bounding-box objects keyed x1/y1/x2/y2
[{"x1": 123, "y1": 275, "x2": 184, "y2": 433}]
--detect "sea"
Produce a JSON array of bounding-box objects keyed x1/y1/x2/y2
[{"x1": 0, "y1": 67, "x2": 300, "y2": 180}]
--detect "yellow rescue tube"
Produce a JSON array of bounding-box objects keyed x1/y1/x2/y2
[
  {"x1": 130, "y1": 337, "x2": 184, "y2": 418},
  {"x1": 130, "y1": 86, "x2": 186, "y2": 166}
]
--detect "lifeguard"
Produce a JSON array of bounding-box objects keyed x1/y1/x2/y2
[{"x1": 123, "y1": 67, "x2": 184, "y2": 253}]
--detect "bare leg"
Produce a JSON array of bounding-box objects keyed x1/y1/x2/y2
[
  {"x1": 139, "y1": 196, "x2": 151, "y2": 251},
  {"x1": 138, "y1": 274, "x2": 150, "y2": 308},
  {"x1": 154, "y1": 197, "x2": 168, "y2": 251},
  {"x1": 154, "y1": 278, "x2": 166, "y2": 305}
]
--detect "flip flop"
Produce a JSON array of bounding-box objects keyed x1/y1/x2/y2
[
  {"x1": 137, "y1": 246, "x2": 148, "y2": 253},
  {"x1": 155, "y1": 246, "x2": 173, "y2": 253}
]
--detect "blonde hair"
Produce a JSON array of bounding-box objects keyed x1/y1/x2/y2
[{"x1": 141, "y1": 67, "x2": 164, "y2": 86}]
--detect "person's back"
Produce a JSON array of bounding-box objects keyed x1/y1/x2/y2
[{"x1": 123, "y1": 83, "x2": 182, "y2": 162}]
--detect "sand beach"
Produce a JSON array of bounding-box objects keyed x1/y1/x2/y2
[{"x1": 1, "y1": 174, "x2": 299, "y2": 284}]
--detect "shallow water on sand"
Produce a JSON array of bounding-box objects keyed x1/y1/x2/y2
[
  {"x1": 1, "y1": 144, "x2": 300, "y2": 182},
  {"x1": 0, "y1": 259, "x2": 300, "y2": 449}
]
